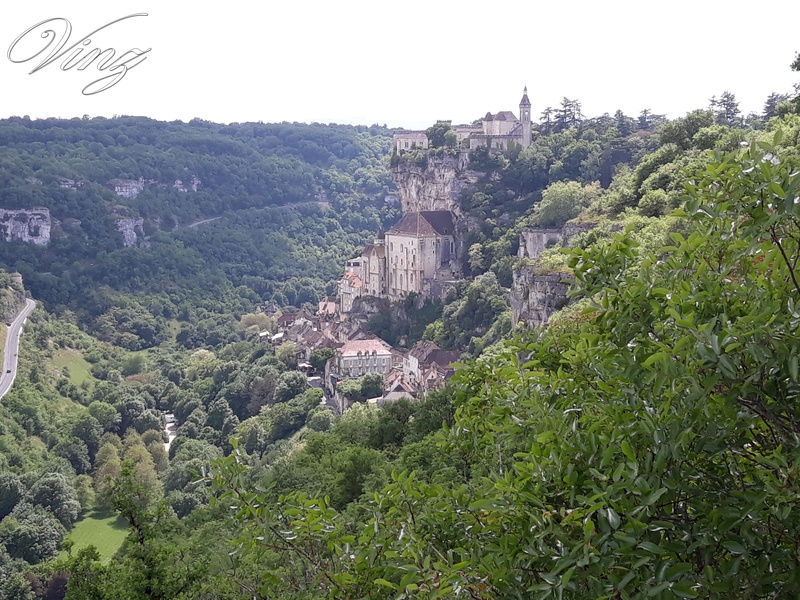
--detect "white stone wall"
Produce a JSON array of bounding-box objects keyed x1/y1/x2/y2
[
  {"x1": 394, "y1": 132, "x2": 429, "y2": 152},
  {"x1": 386, "y1": 233, "x2": 423, "y2": 300},
  {"x1": 518, "y1": 228, "x2": 564, "y2": 259}
]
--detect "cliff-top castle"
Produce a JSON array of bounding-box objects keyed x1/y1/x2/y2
[
  {"x1": 393, "y1": 86, "x2": 532, "y2": 153},
  {"x1": 338, "y1": 88, "x2": 532, "y2": 313}
]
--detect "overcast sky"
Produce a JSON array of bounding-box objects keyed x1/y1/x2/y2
[{"x1": 1, "y1": 1, "x2": 798, "y2": 129}]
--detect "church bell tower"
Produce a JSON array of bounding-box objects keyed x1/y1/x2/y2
[{"x1": 519, "y1": 85, "x2": 531, "y2": 148}]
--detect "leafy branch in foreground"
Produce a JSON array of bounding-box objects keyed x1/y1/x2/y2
[{"x1": 206, "y1": 138, "x2": 800, "y2": 599}]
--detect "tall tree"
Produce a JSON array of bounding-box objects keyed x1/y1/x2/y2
[
  {"x1": 713, "y1": 90, "x2": 741, "y2": 126},
  {"x1": 539, "y1": 107, "x2": 554, "y2": 134},
  {"x1": 763, "y1": 92, "x2": 791, "y2": 120}
]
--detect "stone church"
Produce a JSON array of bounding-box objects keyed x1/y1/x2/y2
[{"x1": 338, "y1": 211, "x2": 460, "y2": 312}]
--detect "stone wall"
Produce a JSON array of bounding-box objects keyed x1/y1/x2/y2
[
  {"x1": 510, "y1": 268, "x2": 574, "y2": 328},
  {"x1": 518, "y1": 228, "x2": 564, "y2": 259},
  {"x1": 518, "y1": 222, "x2": 600, "y2": 260},
  {"x1": 0, "y1": 208, "x2": 51, "y2": 245}
]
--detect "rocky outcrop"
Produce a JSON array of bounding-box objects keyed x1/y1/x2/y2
[
  {"x1": 2, "y1": 273, "x2": 26, "y2": 323},
  {"x1": 391, "y1": 154, "x2": 480, "y2": 216},
  {"x1": 116, "y1": 217, "x2": 144, "y2": 247},
  {"x1": 511, "y1": 268, "x2": 574, "y2": 328},
  {"x1": 518, "y1": 228, "x2": 564, "y2": 260},
  {"x1": 108, "y1": 178, "x2": 146, "y2": 199},
  {"x1": 0, "y1": 208, "x2": 51, "y2": 245},
  {"x1": 173, "y1": 176, "x2": 201, "y2": 193},
  {"x1": 518, "y1": 222, "x2": 599, "y2": 260}
]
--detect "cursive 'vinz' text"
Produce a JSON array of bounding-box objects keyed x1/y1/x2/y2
[{"x1": 7, "y1": 14, "x2": 151, "y2": 95}]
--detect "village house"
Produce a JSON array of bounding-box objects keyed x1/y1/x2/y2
[
  {"x1": 338, "y1": 269, "x2": 364, "y2": 314},
  {"x1": 403, "y1": 340, "x2": 460, "y2": 393},
  {"x1": 317, "y1": 296, "x2": 337, "y2": 319},
  {"x1": 334, "y1": 338, "x2": 393, "y2": 378},
  {"x1": 276, "y1": 309, "x2": 315, "y2": 331},
  {"x1": 393, "y1": 131, "x2": 429, "y2": 152}
]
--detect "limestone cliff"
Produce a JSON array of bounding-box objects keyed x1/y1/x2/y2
[
  {"x1": 390, "y1": 153, "x2": 480, "y2": 217},
  {"x1": 116, "y1": 217, "x2": 144, "y2": 247},
  {"x1": 518, "y1": 222, "x2": 598, "y2": 259},
  {"x1": 0, "y1": 208, "x2": 51, "y2": 245},
  {"x1": 1, "y1": 272, "x2": 26, "y2": 323},
  {"x1": 510, "y1": 269, "x2": 573, "y2": 328}
]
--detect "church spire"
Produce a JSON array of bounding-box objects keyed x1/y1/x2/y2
[
  {"x1": 519, "y1": 85, "x2": 531, "y2": 148},
  {"x1": 520, "y1": 85, "x2": 531, "y2": 107}
]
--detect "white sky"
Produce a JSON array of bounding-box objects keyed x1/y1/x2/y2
[{"x1": 1, "y1": 1, "x2": 798, "y2": 130}]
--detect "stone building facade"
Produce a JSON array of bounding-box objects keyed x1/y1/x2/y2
[
  {"x1": 467, "y1": 87, "x2": 532, "y2": 150},
  {"x1": 385, "y1": 211, "x2": 458, "y2": 300},
  {"x1": 392, "y1": 87, "x2": 533, "y2": 153},
  {"x1": 393, "y1": 131, "x2": 429, "y2": 152},
  {"x1": 338, "y1": 211, "x2": 460, "y2": 311},
  {"x1": 335, "y1": 338, "x2": 393, "y2": 378}
]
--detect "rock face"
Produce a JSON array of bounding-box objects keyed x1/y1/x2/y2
[
  {"x1": 518, "y1": 228, "x2": 564, "y2": 259},
  {"x1": 108, "y1": 178, "x2": 146, "y2": 199},
  {"x1": 2, "y1": 285, "x2": 26, "y2": 324},
  {"x1": 391, "y1": 153, "x2": 480, "y2": 216},
  {"x1": 518, "y1": 223, "x2": 598, "y2": 259},
  {"x1": 173, "y1": 176, "x2": 201, "y2": 193},
  {"x1": 510, "y1": 268, "x2": 574, "y2": 328},
  {"x1": 0, "y1": 208, "x2": 51, "y2": 245},
  {"x1": 116, "y1": 218, "x2": 144, "y2": 247}
]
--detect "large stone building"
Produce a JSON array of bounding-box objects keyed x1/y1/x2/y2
[
  {"x1": 334, "y1": 338, "x2": 393, "y2": 378},
  {"x1": 338, "y1": 211, "x2": 460, "y2": 311},
  {"x1": 393, "y1": 131, "x2": 429, "y2": 152},
  {"x1": 385, "y1": 211, "x2": 457, "y2": 300},
  {"x1": 393, "y1": 87, "x2": 533, "y2": 153}
]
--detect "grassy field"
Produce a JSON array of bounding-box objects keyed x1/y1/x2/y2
[
  {"x1": 61, "y1": 510, "x2": 129, "y2": 563},
  {"x1": 50, "y1": 348, "x2": 94, "y2": 386}
]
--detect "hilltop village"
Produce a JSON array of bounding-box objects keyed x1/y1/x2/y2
[
  {"x1": 3, "y1": 61, "x2": 798, "y2": 597},
  {"x1": 266, "y1": 88, "x2": 572, "y2": 413}
]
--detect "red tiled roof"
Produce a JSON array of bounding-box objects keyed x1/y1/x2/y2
[{"x1": 343, "y1": 271, "x2": 362, "y2": 288}]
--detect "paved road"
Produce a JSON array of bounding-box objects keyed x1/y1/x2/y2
[{"x1": 0, "y1": 298, "x2": 36, "y2": 399}]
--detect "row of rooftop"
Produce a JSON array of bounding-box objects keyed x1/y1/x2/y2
[{"x1": 264, "y1": 304, "x2": 460, "y2": 414}]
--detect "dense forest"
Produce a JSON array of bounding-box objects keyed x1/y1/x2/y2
[
  {"x1": 0, "y1": 118, "x2": 396, "y2": 350},
  {"x1": 1, "y1": 55, "x2": 800, "y2": 599}
]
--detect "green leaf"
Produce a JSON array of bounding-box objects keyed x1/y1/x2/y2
[
  {"x1": 607, "y1": 508, "x2": 621, "y2": 530},
  {"x1": 647, "y1": 581, "x2": 671, "y2": 596},
  {"x1": 722, "y1": 541, "x2": 745, "y2": 555},
  {"x1": 643, "y1": 488, "x2": 668, "y2": 506},
  {"x1": 671, "y1": 582, "x2": 699, "y2": 598},
  {"x1": 638, "y1": 541, "x2": 665, "y2": 555},
  {"x1": 643, "y1": 352, "x2": 668, "y2": 368},
  {"x1": 621, "y1": 440, "x2": 636, "y2": 462}
]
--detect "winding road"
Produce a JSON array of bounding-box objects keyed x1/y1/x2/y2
[{"x1": 0, "y1": 298, "x2": 36, "y2": 399}]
